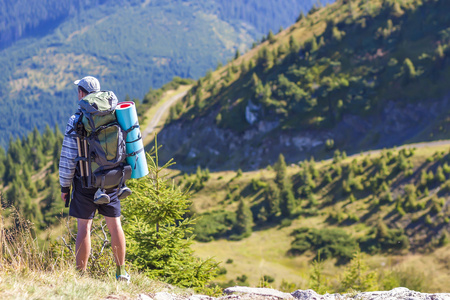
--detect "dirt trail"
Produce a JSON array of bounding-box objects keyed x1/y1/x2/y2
[{"x1": 141, "y1": 90, "x2": 188, "y2": 140}]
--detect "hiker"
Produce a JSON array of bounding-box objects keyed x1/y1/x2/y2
[{"x1": 59, "y1": 76, "x2": 130, "y2": 282}]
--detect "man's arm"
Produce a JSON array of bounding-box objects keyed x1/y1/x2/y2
[{"x1": 59, "y1": 114, "x2": 78, "y2": 200}]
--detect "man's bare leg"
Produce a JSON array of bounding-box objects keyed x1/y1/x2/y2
[
  {"x1": 105, "y1": 216, "x2": 126, "y2": 266},
  {"x1": 76, "y1": 218, "x2": 93, "y2": 271}
]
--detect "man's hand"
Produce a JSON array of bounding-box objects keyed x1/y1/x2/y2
[{"x1": 61, "y1": 193, "x2": 70, "y2": 207}]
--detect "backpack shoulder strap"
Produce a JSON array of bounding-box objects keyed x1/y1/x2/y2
[{"x1": 67, "y1": 111, "x2": 85, "y2": 137}]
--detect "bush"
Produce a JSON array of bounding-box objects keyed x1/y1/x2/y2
[
  {"x1": 251, "y1": 178, "x2": 267, "y2": 191},
  {"x1": 194, "y1": 210, "x2": 237, "y2": 242},
  {"x1": 289, "y1": 227, "x2": 358, "y2": 265},
  {"x1": 359, "y1": 221, "x2": 410, "y2": 253}
]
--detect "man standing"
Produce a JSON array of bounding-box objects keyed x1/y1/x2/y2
[{"x1": 59, "y1": 76, "x2": 130, "y2": 282}]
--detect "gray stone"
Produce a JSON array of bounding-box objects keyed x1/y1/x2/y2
[
  {"x1": 290, "y1": 288, "x2": 450, "y2": 300},
  {"x1": 224, "y1": 286, "x2": 294, "y2": 299},
  {"x1": 153, "y1": 292, "x2": 177, "y2": 300},
  {"x1": 291, "y1": 289, "x2": 337, "y2": 300},
  {"x1": 355, "y1": 287, "x2": 450, "y2": 300},
  {"x1": 135, "y1": 288, "x2": 450, "y2": 300}
]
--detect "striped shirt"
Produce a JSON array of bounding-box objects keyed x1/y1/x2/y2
[{"x1": 59, "y1": 113, "x2": 79, "y2": 193}]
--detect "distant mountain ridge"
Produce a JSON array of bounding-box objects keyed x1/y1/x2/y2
[{"x1": 0, "y1": 0, "x2": 331, "y2": 149}]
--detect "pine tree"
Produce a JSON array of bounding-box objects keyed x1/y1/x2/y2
[
  {"x1": 23, "y1": 164, "x2": 37, "y2": 197},
  {"x1": 436, "y1": 166, "x2": 446, "y2": 182},
  {"x1": 31, "y1": 126, "x2": 43, "y2": 153},
  {"x1": 274, "y1": 154, "x2": 297, "y2": 217},
  {"x1": 340, "y1": 251, "x2": 378, "y2": 292},
  {"x1": 122, "y1": 140, "x2": 218, "y2": 287},
  {"x1": 296, "y1": 11, "x2": 305, "y2": 23},
  {"x1": 43, "y1": 124, "x2": 55, "y2": 154},
  {"x1": 234, "y1": 49, "x2": 241, "y2": 60},
  {"x1": 264, "y1": 182, "x2": 281, "y2": 219},
  {"x1": 280, "y1": 182, "x2": 296, "y2": 218},
  {"x1": 52, "y1": 141, "x2": 62, "y2": 173},
  {"x1": 3, "y1": 153, "x2": 19, "y2": 184},
  {"x1": 289, "y1": 35, "x2": 299, "y2": 52},
  {"x1": 274, "y1": 154, "x2": 287, "y2": 187},
  {"x1": 309, "y1": 252, "x2": 329, "y2": 294},
  {"x1": 233, "y1": 198, "x2": 253, "y2": 238},
  {"x1": 8, "y1": 137, "x2": 25, "y2": 165},
  {"x1": 267, "y1": 30, "x2": 276, "y2": 44}
]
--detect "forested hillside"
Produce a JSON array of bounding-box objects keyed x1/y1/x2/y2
[
  {"x1": 0, "y1": 126, "x2": 65, "y2": 227},
  {"x1": 187, "y1": 145, "x2": 450, "y2": 290},
  {"x1": 0, "y1": 0, "x2": 330, "y2": 149},
  {"x1": 156, "y1": 0, "x2": 450, "y2": 171},
  {"x1": 0, "y1": 0, "x2": 331, "y2": 48}
]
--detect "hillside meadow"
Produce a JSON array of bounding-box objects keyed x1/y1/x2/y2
[{"x1": 184, "y1": 143, "x2": 450, "y2": 292}]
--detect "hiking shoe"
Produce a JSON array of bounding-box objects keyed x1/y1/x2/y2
[
  {"x1": 116, "y1": 272, "x2": 130, "y2": 283},
  {"x1": 94, "y1": 189, "x2": 110, "y2": 204},
  {"x1": 118, "y1": 186, "x2": 132, "y2": 200}
]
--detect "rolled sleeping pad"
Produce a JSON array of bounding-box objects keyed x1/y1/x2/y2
[{"x1": 116, "y1": 101, "x2": 149, "y2": 179}]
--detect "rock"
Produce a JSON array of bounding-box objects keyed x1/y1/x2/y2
[
  {"x1": 356, "y1": 287, "x2": 450, "y2": 300},
  {"x1": 245, "y1": 100, "x2": 260, "y2": 125},
  {"x1": 224, "y1": 286, "x2": 294, "y2": 299},
  {"x1": 291, "y1": 289, "x2": 337, "y2": 300},
  {"x1": 292, "y1": 136, "x2": 323, "y2": 150},
  {"x1": 137, "y1": 287, "x2": 450, "y2": 300},
  {"x1": 153, "y1": 292, "x2": 178, "y2": 300},
  {"x1": 220, "y1": 287, "x2": 450, "y2": 300}
]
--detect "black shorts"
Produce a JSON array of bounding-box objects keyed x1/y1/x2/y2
[{"x1": 69, "y1": 177, "x2": 121, "y2": 219}]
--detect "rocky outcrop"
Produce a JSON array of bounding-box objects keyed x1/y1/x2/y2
[
  {"x1": 137, "y1": 287, "x2": 450, "y2": 300},
  {"x1": 156, "y1": 97, "x2": 450, "y2": 171}
]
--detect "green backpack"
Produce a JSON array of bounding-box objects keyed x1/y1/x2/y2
[{"x1": 73, "y1": 91, "x2": 131, "y2": 189}]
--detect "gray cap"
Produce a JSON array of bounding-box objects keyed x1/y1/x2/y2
[{"x1": 74, "y1": 76, "x2": 101, "y2": 93}]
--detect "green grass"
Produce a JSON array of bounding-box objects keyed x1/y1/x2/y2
[{"x1": 0, "y1": 269, "x2": 163, "y2": 300}]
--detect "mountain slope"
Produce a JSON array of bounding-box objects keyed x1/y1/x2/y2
[
  {"x1": 156, "y1": 0, "x2": 450, "y2": 171},
  {"x1": 185, "y1": 143, "x2": 450, "y2": 290},
  {"x1": 0, "y1": 0, "x2": 331, "y2": 149}
]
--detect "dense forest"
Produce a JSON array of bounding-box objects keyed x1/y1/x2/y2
[
  {"x1": 156, "y1": 0, "x2": 450, "y2": 170},
  {"x1": 0, "y1": 0, "x2": 329, "y2": 149},
  {"x1": 0, "y1": 0, "x2": 331, "y2": 48},
  {"x1": 0, "y1": 126, "x2": 65, "y2": 227}
]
